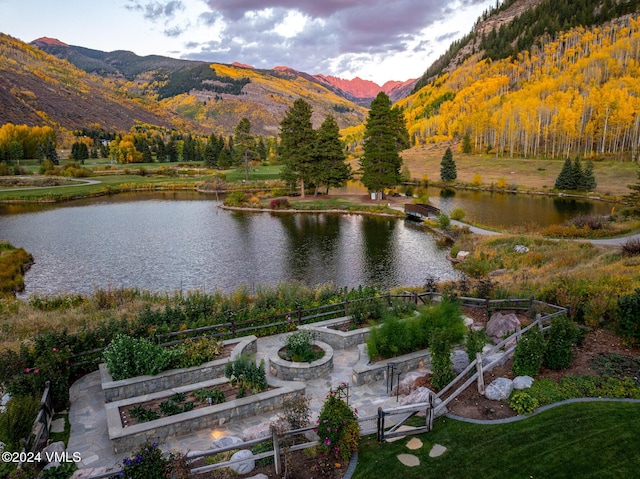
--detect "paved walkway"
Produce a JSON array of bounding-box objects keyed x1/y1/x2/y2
[{"x1": 68, "y1": 333, "x2": 403, "y2": 477}]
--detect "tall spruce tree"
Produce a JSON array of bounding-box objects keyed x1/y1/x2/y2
[
  {"x1": 581, "y1": 159, "x2": 597, "y2": 191},
  {"x1": 279, "y1": 98, "x2": 316, "y2": 197},
  {"x1": 440, "y1": 147, "x2": 457, "y2": 182},
  {"x1": 235, "y1": 118, "x2": 254, "y2": 181},
  {"x1": 554, "y1": 158, "x2": 574, "y2": 190},
  {"x1": 360, "y1": 92, "x2": 409, "y2": 196},
  {"x1": 312, "y1": 114, "x2": 352, "y2": 195}
]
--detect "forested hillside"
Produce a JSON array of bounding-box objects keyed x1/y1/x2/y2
[{"x1": 402, "y1": 13, "x2": 640, "y2": 160}]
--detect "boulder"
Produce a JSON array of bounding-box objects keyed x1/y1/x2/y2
[
  {"x1": 513, "y1": 376, "x2": 534, "y2": 390},
  {"x1": 514, "y1": 245, "x2": 530, "y2": 253},
  {"x1": 486, "y1": 312, "x2": 520, "y2": 344},
  {"x1": 482, "y1": 352, "x2": 510, "y2": 372},
  {"x1": 210, "y1": 436, "x2": 244, "y2": 450},
  {"x1": 392, "y1": 371, "x2": 427, "y2": 395},
  {"x1": 229, "y1": 449, "x2": 255, "y2": 475},
  {"x1": 399, "y1": 386, "x2": 433, "y2": 406},
  {"x1": 456, "y1": 251, "x2": 470, "y2": 261},
  {"x1": 484, "y1": 378, "x2": 513, "y2": 401},
  {"x1": 451, "y1": 350, "x2": 469, "y2": 374},
  {"x1": 242, "y1": 422, "x2": 272, "y2": 441}
]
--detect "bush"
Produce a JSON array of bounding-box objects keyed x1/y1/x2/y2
[
  {"x1": 621, "y1": 238, "x2": 640, "y2": 256},
  {"x1": 269, "y1": 197, "x2": 290, "y2": 209},
  {"x1": 512, "y1": 327, "x2": 546, "y2": 376},
  {"x1": 508, "y1": 390, "x2": 539, "y2": 415},
  {"x1": 348, "y1": 298, "x2": 385, "y2": 327},
  {"x1": 102, "y1": 335, "x2": 181, "y2": 380},
  {"x1": 119, "y1": 442, "x2": 169, "y2": 479},
  {"x1": 465, "y1": 329, "x2": 488, "y2": 364},
  {"x1": 565, "y1": 214, "x2": 608, "y2": 230},
  {"x1": 0, "y1": 395, "x2": 40, "y2": 451},
  {"x1": 282, "y1": 330, "x2": 320, "y2": 363},
  {"x1": 430, "y1": 329, "x2": 455, "y2": 390},
  {"x1": 176, "y1": 337, "x2": 224, "y2": 368},
  {"x1": 224, "y1": 354, "x2": 268, "y2": 394},
  {"x1": 315, "y1": 384, "x2": 359, "y2": 464},
  {"x1": 450, "y1": 208, "x2": 466, "y2": 221},
  {"x1": 617, "y1": 289, "x2": 640, "y2": 346},
  {"x1": 436, "y1": 213, "x2": 451, "y2": 230},
  {"x1": 223, "y1": 191, "x2": 250, "y2": 207},
  {"x1": 544, "y1": 316, "x2": 580, "y2": 370}
]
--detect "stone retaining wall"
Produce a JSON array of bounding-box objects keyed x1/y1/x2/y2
[
  {"x1": 299, "y1": 317, "x2": 370, "y2": 349},
  {"x1": 351, "y1": 344, "x2": 432, "y2": 386},
  {"x1": 268, "y1": 341, "x2": 333, "y2": 381},
  {"x1": 100, "y1": 336, "x2": 257, "y2": 403},
  {"x1": 106, "y1": 376, "x2": 305, "y2": 452}
]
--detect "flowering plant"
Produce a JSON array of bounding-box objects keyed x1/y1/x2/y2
[{"x1": 315, "y1": 383, "x2": 359, "y2": 464}]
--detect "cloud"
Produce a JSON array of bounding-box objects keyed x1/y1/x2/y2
[{"x1": 126, "y1": 0, "x2": 185, "y2": 21}]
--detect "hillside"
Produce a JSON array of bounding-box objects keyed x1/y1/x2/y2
[
  {"x1": 312, "y1": 74, "x2": 417, "y2": 104},
  {"x1": 401, "y1": 0, "x2": 640, "y2": 161},
  {"x1": 25, "y1": 39, "x2": 369, "y2": 136},
  {"x1": 0, "y1": 34, "x2": 185, "y2": 133}
]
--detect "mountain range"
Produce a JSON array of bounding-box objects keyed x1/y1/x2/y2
[{"x1": 1, "y1": 0, "x2": 639, "y2": 150}]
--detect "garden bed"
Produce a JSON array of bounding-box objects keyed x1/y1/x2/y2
[
  {"x1": 299, "y1": 317, "x2": 371, "y2": 349},
  {"x1": 106, "y1": 375, "x2": 305, "y2": 452},
  {"x1": 268, "y1": 340, "x2": 333, "y2": 381},
  {"x1": 100, "y1": 335, "x2": 257, "y2": 402}
]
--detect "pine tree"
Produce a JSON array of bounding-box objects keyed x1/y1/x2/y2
[
  {"x1": 360, "y1": 92, "x2": 409, "y2": 195},
  {"x1": 581, "y1": 159, "x2": 597, "y2": 191},
  {"x1": 440, "y1": 147, "x2": 457, "y2": 182},
  {"x1": 571, "y1": 157, "x2": 584, "y2": 190},
  {"x1": 279, "y1": 99, "x2": 316, "y2": 197},
  {"x1": 461, "y1": 133, "x2": 473, "y2": 154},
  {"x1": 554, "y1": 158, "x2": 574, "y2": 190},
  {"x1": 312, "y1": 115, "x2": 352, "y2": 194},
  {"x1": 235, "y1": 118, "x2": 254, "y2": 181}
]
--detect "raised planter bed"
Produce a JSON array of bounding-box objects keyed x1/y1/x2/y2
[
  {"x1": 351, "y1": 343, "x2": 433, "y2": 386},
  {"x1": 299, "y1": 317, "x2": 371, "y2": 349},
  {"x1": 268, "y1": 341, "x2": 333, "y2": 381},
  {"x1": 100, "y1": 335, "x2": 257, "y2": 403},
  {"x1": 106, "y1": 376, "x2": 305, "y2": 452}
]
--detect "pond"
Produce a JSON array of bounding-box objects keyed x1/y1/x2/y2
[{"x1": 0, "y1": 192, "x2": 461, "y2": 296}]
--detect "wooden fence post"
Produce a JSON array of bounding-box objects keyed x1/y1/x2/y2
[
  {"x1": 376, "y1": 407, "x2": 384, "y2": 442},
  {"x1": 476, "y1": 352, "x2": 485, "y2": 395},
  {"x1": 296, "y1": 302, "x2": 302, "y2": 326},
  {"x1": 272, "y1": 427, "x2": 281, "y2": 475}
]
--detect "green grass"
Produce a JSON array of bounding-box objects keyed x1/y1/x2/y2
[
  {"x1": 354, "y1": 401, "x2": 640, "y2": 479},
  {"x1": 49, "y1": 413, "x2": 71, "y2": 446},
  {"x1": 225, "y1": 165, "x2": 282, "y2": 181}
]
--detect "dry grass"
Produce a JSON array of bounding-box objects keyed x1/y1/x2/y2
[{"x1": 401, "y1": 143, "x2": 639, "y2": 199}]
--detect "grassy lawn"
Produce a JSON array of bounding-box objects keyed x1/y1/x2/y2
[
  {"x1": 401, "y1": 146, "x2": 640, "y2": 199},
  {"x1": 354, "y1": 401, "x2": 640, "y2": 479},
  {"x1": 225, "y1": 165, "x2": 282, "y2": 181}
]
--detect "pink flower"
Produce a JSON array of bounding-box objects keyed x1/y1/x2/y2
[
  {"x1": 52, "y1": 347, "x2": 57, "y2": 351},
  {"x1": 25, "y1": 368, "x2": 30, "y2": 373},
  {"x1": 34, "y1": 369, "x2": 39, "y2": 373}
]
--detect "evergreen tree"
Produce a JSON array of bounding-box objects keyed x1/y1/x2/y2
[
  {"x1": 156, "y1": 138, "x2": 167, "y2": 163},
  {"x1": 166, "y1": 138, "x2": 178, "y2": 163},
  {"x1": 554, "y1": 158, "x2": 574, "y2": 190},
  {"x1": 461, "y1": 133, "x2": 473, "y2": 154},
  {"x1": 440, "y1": 147, "x2": 457, "y2": 182},
  {"x1": 182, "y1": 134, "x2": 195, "y2": 162},
  {"x1": 625, "y1": 167, "x2": 640, "y2": 211},
  {"x1": 312, "y1": 114, "x2": 352, "y2": 194},
  {"x1": 279, "y1": 98, "x2": 316, "y2": 197},
  {"x1": 360, "y1": 92, "x2": 409, "y2": 195},
  {"x1": 45, "y1": 138, "x2": 58, "y2": 164},
  {"x1": 571, "y1": 157, "x2": 584, "y2": 190},
  {"x1": 581, "y1": 159, "x2": 597, "y2": 191},
  {"x1": 235, "y1": 118, "x2": 254, "y2": 181},
  {"x1": 218, "y1": 148, "x2": 231, "y2": 169},
  {"x1": 204, "y1": 133, "x2": 222, "y2": 168}
]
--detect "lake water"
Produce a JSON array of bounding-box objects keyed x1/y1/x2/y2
[
  {"x1": 0, "y1": 188, "x2": 614, "y2": 296},
  {"x1": 0, "y1": 192, "x2": 461, "y2": 296}
]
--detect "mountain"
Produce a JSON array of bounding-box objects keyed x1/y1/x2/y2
[
  {"x1": 312, "y1": 75, "x2": 417, "y2": 104},
  {"x1": 401, "y1": 0, "x2": 640, "y2": 161},
  {"x1": 0, "y1": 34, "x2": 186, "y2": 132},
  {"x1": 25, "y1": 39, "x2": 369, "y2": 135}
]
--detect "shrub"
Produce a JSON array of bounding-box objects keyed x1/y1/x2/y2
[
  {"x1": 436, "y1": 212, "x2": 451, "y2": 230},
  {"x1": 283, "y1": 330, "x2": 321, "y2": 363},
  {"x1": 315, "y1": 384, "x2": 359, "y2": 463},
  {"x1": 102, "y1": 335, "x2": 181, "y2": 380},
  {"x1": 617, "y1": 289, "x2": 640, "y2": 346},
  {"x1": 544, "y1": 316, "x2": 580, "y2": 370},
  {"x1": 120, "y1": 441, "x2": 169, "y2": 479},
  {"x1": 430, "y1": 329, "x2": 455, "y2": 390},
  {"x1": 0, "y1": 395, "x2": 40, "y2": 451},
  {"x1": 508, "y1": 390, "x2": 539, "y2": 415},
  {"x1": 223, "y1": 191, "x2": 249, "y2": 207},
  {"x1": 621, "y1": 238, "x2": 640, "y2": 256},
  {"x1": 512, "y1": 327, "x2": 546, "y2": 376},
  {"x1": 450, "y1": 208, "x2": 466, "y2": 221},
  {"x1": 194, "y1": 387, "x2": 225, "y2": 404},
  {"x1": 128, "y1": 405, "x2": 160, "y2": 423},
  {"x1": 40, "y1": 462, "x2": 77, "y2": 479},
  {"x1": 465, "y1": 329, "x2": 488, "y2": 364},
  {"x1": 224, "y1": 354, "x2": 268, "y2": 394},
  {"x1": 566, "y1": 214, "x2": 608, "y2": 230},
  {"x1": 269, "y1": 197, "x2": 290, "y2": 209},
  {"x1": 176, "y1": 337, "x2": 224, "y2": 368},
  {"x1": 348, "y1": 298, "x2": 385, "y2": 327}
]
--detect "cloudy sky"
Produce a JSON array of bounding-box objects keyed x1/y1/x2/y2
[{"x1": 0, "y1": 0, "x2": 496, "y2": 84}]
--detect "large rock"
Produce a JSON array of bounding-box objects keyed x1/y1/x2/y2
[
  {"x1": 513, "y1": 376, "x2": 534, "y2": 390},
  {"x1": 452, "y1": 350, "x2": 470, "y2": 373},
  {"x1": 242, "y1": 422, "x2": 272, "y2": 441},
  {"x1": 484, "y1": 378, "x2": 514, "y2": 401},
  {"x1": 486, "y1": 312, "x2": 520, "y2": 344},
  {"x1": 392, "y1": 371, "x2": 427, "y2": 395},
  {"x1": 210, "y1": 436, "x2": 244, "y2": 450},
  {"x1": 229, "y1": 449, "x2": 255, "y2": 475},
  {"x1": 399, "y1": 387, "x2": 447, "y2": 417}
]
